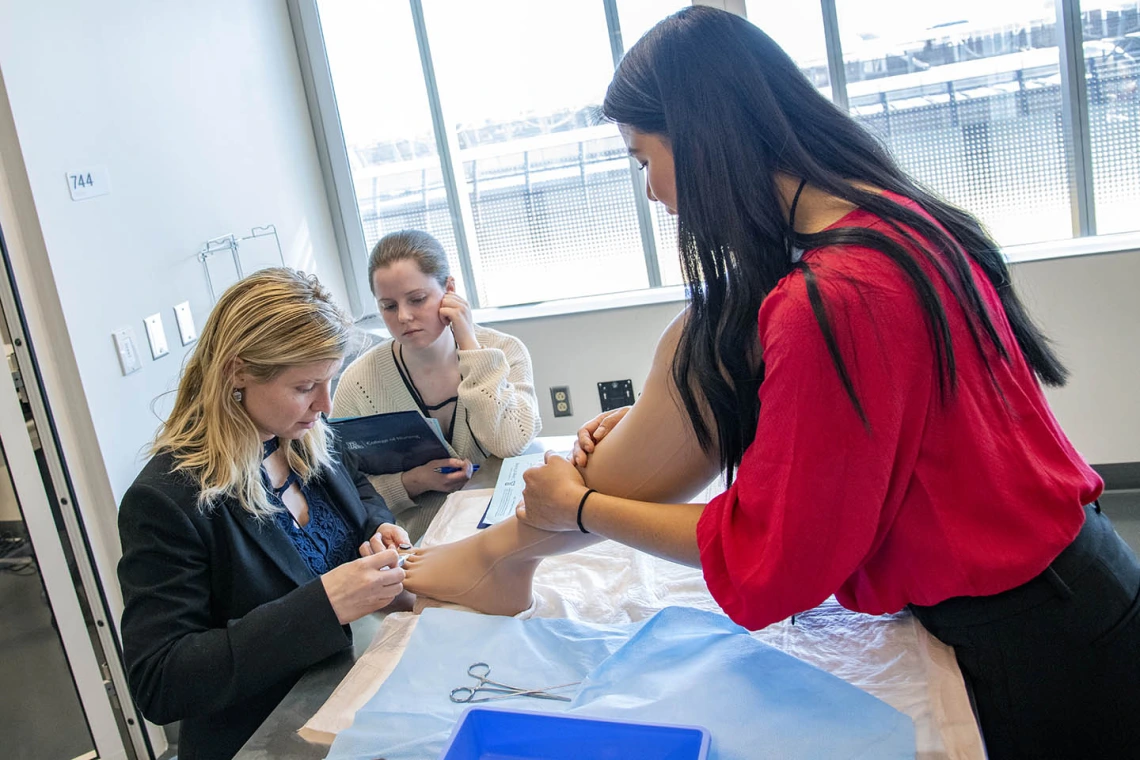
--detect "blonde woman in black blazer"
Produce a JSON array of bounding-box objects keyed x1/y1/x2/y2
[{"x1": 118, "y1": 269, "x2": 409, "y2": 760}]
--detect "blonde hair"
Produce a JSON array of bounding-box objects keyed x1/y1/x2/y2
[{"x1": 153, "y1": 267, "x2": 354, "y2": 517}]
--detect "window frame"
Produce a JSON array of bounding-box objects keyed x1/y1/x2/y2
[{"x1": 291, "y1": 0, "x2": 1134, "y2": 323}]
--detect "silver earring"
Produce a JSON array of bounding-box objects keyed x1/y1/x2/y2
[{"x1": 232, "y1": 389, "x2": 243, "y2": 403}]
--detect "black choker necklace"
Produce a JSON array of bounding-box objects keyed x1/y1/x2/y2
[
  {"x1": 786, "y1": 177, "x2": 808, "y2": 262},
  {"x1": 261, "y1": 437, "x2": 300, "y2": 501}
]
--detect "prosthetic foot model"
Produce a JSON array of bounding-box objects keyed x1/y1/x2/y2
[
  {"x1": 402, "y1": 311, "x2": 721, "y2": 616},
  {"x1": 403, "y1": 520, "x2": 597, "y2": 616}
]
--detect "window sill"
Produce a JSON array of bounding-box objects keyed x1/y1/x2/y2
[
  {"x1": 354, "y1": 285, "x2": 689, "y2": 336},
  {"x1": 1004, "y1": 230, "x2": 1140, "y2": 264},
  {"x1": 352, "y1": 234, "x2": 1138, "y2": 334},
  {"x1": 472, "y1": 285, "x2": 689, "y2": 325}
]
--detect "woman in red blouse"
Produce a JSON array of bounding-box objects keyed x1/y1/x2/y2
[
  {"x1": 405, "y1": 6, "x2": 1140, "y2": 756},
  {"x1": 517, "y1": 7, "x2": 1140, "y2": 758}
]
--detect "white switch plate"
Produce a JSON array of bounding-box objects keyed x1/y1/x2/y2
[
  {"x1": 65, "y1": 166, "x2": 111, "y2": 201},
  {"x1": 112, "y1": 327, "x2": 142, "y2": 375},
  {"x1": 143, "y1": 313, "x2": 169, "y2": 359},
  {"x1": 173, "y1": 301, "x2": 197, "y2": 345}
]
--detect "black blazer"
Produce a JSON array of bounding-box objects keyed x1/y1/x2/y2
[{"x1": 117, "y1": 444, "x2": 394, "y2": 760}]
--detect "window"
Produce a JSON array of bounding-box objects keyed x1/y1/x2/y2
[
  {"x1": 830, "y1": 0, "x2": 1140, "y2": 248},
  {"x1": 835, "y1": 0, "x2": 1072, "y2": 246},
  {"x1": 303, "y1": 1, "x2": 1140, "y2": 318},
  {"x1": 421, "y1": 0, "x2": 648, "y2": 307},
  {"x1": 744, "y1": 1, "x2": 832, "y2": 99},
  {"x1": 317, "y1": 0, "x2": 468, "y2": 296},
  {"x1": 1081, "y1": 1, "x2": 1140, "y2": 235},
  {"x1": 314, "y1": 0, "x2": 687, "y2": 310}
]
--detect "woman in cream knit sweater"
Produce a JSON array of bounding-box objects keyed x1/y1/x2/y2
[{"x1": 332, "y1": 230, "x2": 541, "y2": 541}]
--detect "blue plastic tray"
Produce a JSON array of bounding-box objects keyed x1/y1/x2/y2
[{"x1": 439, "y1": 707, "x2": 710, "y2": 760}]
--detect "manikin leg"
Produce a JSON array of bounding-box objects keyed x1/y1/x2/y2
[{"x1": 402, "y1": 311, "x2": 721, "y2": 615}]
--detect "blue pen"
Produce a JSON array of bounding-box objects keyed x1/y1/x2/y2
[{"x1": 435, "y1": 464, "x2": 480, "y2": 474}]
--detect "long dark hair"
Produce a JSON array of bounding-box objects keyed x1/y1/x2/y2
[{"x1": 602, "y1": 6, "x2": 1066, "y2": 480}]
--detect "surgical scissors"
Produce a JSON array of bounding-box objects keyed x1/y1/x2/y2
[{"x1": 449, "y1": 662, "x2": 580, "y2": 704}]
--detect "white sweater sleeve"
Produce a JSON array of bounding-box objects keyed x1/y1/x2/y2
[{"x1": 457, "y1": 330, "x2": 542, "y2": 458}]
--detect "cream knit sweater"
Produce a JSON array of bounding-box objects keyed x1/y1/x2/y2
[{"x1": 332, "y1": 325, "x2": 541, "y2": 541}]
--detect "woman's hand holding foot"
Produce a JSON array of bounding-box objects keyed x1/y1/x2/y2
[{"x1": 518, "y1": 451, "x2": 589, "y2": 532}]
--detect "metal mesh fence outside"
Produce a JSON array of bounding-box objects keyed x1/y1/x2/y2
[
  {"x1": 462, "y1": 135, "x2": 649, "y2": 307},
  {"x1": 1089, "y1": 60, "x2": 1140, "y2": 234},
  {"x1": 852, "y1": 68, "x2": 1075, "y2": 245},
  {"x1": 353, "y1": 162, "x2": 467, "y2": 298},
  {"x1": 350, "y1": 67, "x2": 1139, "y2": 307}
]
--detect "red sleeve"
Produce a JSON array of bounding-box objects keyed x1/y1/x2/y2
[{"x1": 697, "y1": 256, "x2": 934, "y2": 630}]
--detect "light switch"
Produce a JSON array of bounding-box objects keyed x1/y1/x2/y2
[
  {"x1": 143, "y1": 313, "x2": 169, "y2": 359},
  {"x1": 112, "y1": 327, "x2": 142, "y2": 375},
  {"x1": 173, "y1": 301, "x2": 197, "y2": 345}
]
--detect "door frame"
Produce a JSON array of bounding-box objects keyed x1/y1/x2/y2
[
  {"x1": 0, "y1": 307, "x2": 128, "y2": 760},
  {"x1": 0, "y1": 69, "x2": 156, "y2": 758}
]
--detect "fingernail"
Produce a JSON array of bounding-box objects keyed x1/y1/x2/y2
[{"x1": 399, "y1": 543, "x2": 412, "y2": 550}]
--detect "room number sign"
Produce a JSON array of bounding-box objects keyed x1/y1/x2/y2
[{"x1": 65, "y1": 166, "x2": 111, "y2": 201}]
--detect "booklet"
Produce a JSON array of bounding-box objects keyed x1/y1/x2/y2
[
  {"x1": 477, "y1": 452, "x2": 548, "y2": 528},
  {"x1": 330, "y1": 410, "x2": 451, "y2": 476}
]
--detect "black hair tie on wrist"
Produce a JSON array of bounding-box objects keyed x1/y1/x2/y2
[{"x1": 576, "y1": 489, "x2": 596, "y2": 534}]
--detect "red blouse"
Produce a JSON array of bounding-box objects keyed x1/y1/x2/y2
[{"x1": 696, "y1": 197, "x2": 1102, "y2": 631}]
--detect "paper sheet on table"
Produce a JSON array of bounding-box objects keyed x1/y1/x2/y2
[
  {"x1": 477, "y1": 452, "x2": 546, "y2": 527},
  {"x1": 296, "y1": 612, "x2": 420, "y2": 744},
  {"x1": 325, "y1": 606, "x2": 915, "y2": 760},
  {"x1": 304, "y1": 487, "x2": 984, "y2": 759}
]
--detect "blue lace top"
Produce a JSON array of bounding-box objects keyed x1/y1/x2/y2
[{"x1": 263, "y1": 440, "x2": 357, "y2": 576}]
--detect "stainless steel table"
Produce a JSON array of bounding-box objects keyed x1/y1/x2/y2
[{"x1": 235, "y1": 440, "x2": 572, "y2": 759}]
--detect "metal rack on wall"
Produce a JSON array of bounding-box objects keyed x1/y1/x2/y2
[{"x1": 196, "y1": 224, "x2": 285, "y2": 303}]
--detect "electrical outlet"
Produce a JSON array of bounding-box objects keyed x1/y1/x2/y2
[
  {"x1": 598, "y1": 379, "x2": 634, "y2": 413},
  {"x1": 550, "y1": 386, "x2": 573, "y2": 417}
]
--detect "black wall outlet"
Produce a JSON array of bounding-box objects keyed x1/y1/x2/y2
[{"x1": 550, "y1": 386, "x2": 573, "y2": 417}]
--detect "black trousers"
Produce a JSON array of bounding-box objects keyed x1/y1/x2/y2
[{"x1": 911, "y1": 503, "x2": 1140, "y2": 759}]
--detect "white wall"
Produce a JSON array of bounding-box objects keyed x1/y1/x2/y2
[
  {"x1": 492, "y1": 300, "x2": 686, "y2": 434},
  {"x1": 0, "y1": 0, "x2": 347, "y2": 513},
  {"x1": 500, "y1": 251, "x2": 1140, "y2": 467},
  {"x1": 1013, "y1": 250, "x2": 1140, "y2": 466}
]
